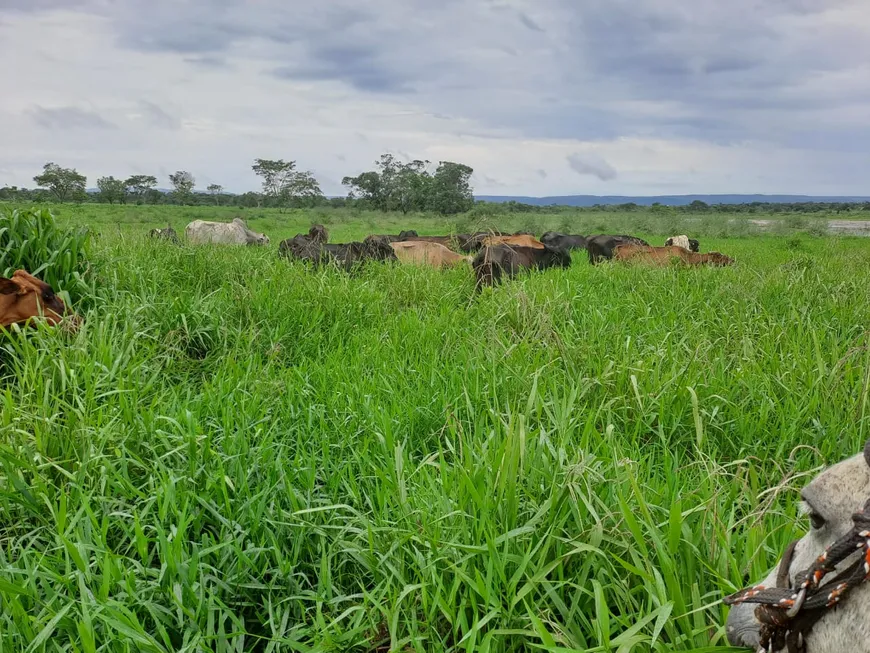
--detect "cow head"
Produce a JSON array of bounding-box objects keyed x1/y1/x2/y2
[
  {"x1": 0, "y1": 270, "x2": 80, "y2": 330},
  {"x1": 541, "y1": 245, "x2": 573, "y2": 269},
  {"x1": 308, "y1": 224, "x2": 328, "y2": 244},
  {"x1": 363, "y1": 237, "x2": 398, "y2": 261},
  {"x1": 726, "y1": 440, "x2": 870, "y2": 649},
  {"x1": 702, "y1": 252, "x2": 734, "y2": 266}
]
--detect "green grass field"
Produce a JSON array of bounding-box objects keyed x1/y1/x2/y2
[{"x1": 2, "y1": 204, "x2": 870, "y2": 651}]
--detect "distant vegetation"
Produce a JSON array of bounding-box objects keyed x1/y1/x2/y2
[{"x1": 4, "y1": 159, "x2": 869, "y2": 216}]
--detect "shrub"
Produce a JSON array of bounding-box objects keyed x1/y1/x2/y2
[
  {"x1": 784, "y1": 214, "x2": 808, "y2": 230},
  {"x1": 0, "y1": 207, "x2": 91, "y2": 299},
  {"x1": 805, "y1": 221, "x2": 828, "y2": 237}
]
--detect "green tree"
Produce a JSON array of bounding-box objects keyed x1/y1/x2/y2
[
  {"x1": 395, "y1": 159, "x2": 431, "y2": 214},
  {"x1": 252, "y1": 158, "x2": 296, "y2": 201},
  {"x1": 32, "y1": 162, "x2": 87, "y2": 202},
  {"x1": 282, "y1": 170, "x2": 324, "y2": 207},
  {"x1": 427, "y1": 161, "x2": 474, "y2": 214},
  {"x1": 341, "y1": 170, "x2": 384, "y2": 208},
  {"x1": 237, "y1": 192, "x2": 262, "y2": 208},
  {"x1": 342, "y1": 154, "x2": 433, "y2": 213},
  {"x1": 207, "y1": 183, "x2": 223, "y2": 205},
  {"x1": 169, "y1": 170, "x2": 195, "y2": 204},
  {"x1": 125, "y1": 175, "x2": 158, "y2": 204},
  {"x1": 96, "y1": 176, "x2": 127, "y2": 204},
  {"x1": 252, "y1": 158, "x2": 322, "y2": 207}
]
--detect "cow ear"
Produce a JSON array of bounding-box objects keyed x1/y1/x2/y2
[
  {"x1": 0, "y1": 278, "x2": 21, "y2": 295},
  {"x1": 864, "y1": 439, "x2": 870, "y2": 468}
]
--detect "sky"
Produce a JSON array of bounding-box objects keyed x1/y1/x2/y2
[{"x1": 1, "y1": 0, "x2": 869, "y2": 197}]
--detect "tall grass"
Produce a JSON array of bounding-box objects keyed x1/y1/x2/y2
[
  {"x1": 0, "y1": 207, "x2": 91, "y2": 299},
  {"x1": 1, "y1": 209, "x2": 869, "y2": 651}
]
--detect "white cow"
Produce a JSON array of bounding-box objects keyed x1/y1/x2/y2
[
  {"x1": 665, "y1": 234, "x2": 691, "y2": 250},
  {"x1": 726, "y1": 441, "x2": 870, "y2": 652},
  {"x1": 185, "y1": 218, "x2": 269, "y2": 246}
]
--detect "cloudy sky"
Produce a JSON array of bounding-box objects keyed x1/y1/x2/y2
[{"x1": 2, "y1": 0, "x2": 869, "y2": 197}]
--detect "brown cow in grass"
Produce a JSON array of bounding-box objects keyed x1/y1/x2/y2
[
  {"x1": 472, "y1": 244, "x2": 571, "y2": 288},
  {"x1": 481, "y1": 234, "x2": 546, "y2": 249},
  {"x1": 397, "y1": 234, "x2": 455, "y2": 247},
  {"x1": 0, "y1": 270, "x2": 79, "y2": 330},
  {"x1": 390, "y1": 241, "x2": 471, "y2": 268},
  {"x1": 614, "y1": 245, "x2": 734, "y2": 266}
]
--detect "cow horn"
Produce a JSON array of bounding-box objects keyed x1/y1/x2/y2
[{"x1": 865, "y1": 439, "x2": 870, "y2": 468}]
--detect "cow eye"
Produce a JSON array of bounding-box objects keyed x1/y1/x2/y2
[
  {"x1": 809, "y1": 512, "x2": 826, "y2": 530},
  {"x1": 42, "y1": 290, "x2": 55, "y2": 301}
]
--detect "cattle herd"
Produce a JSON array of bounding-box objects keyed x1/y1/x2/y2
[
  {"x1": 0, "y1": 218, "x2": 735, "y2": 332},
  {"x1": 154, "y1": 217, "x2": 735, "y2": 290}
]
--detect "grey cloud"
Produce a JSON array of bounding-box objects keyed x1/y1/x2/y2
[
  {"x1": 0, "y1": 0, "x2": 90, "y2": 11},
  {"x1": 537, "y1": 169, "x2": 548, "y2": 179},
  {"x1": 567, "y1": 154, "x2": 617, "y2": 181},
  {"x1": 30, "y1": 106, "x2": 114, "y2": 130},
  {"x1": 184, "y1": 55, "x2": 228, "y2": 68},
  {"x1": 272, "y1": 44, "x2": 413, "y2": 94},
  {"x1": 518, "y1": 12, "x2": 545, "y2": 32},
  {"x1": 14, "y1": 0, "x2": 870, "y2": 184},
  {"x1": 139, "y1": 101, "x2": 180, "y2": 130}
]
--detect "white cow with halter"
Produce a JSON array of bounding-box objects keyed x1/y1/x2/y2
[{"x1": 726, "y1": 440, "x2": 870, "y2": 652}]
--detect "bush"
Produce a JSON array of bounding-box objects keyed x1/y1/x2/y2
[
  {"x1": 0, "y1": 207, "x2": 91, "y2": 299},
  {"x1": 784, "y1": 214, "x2": 808, "y2": 231}
]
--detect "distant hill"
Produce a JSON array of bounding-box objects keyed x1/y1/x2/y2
[{"x1": 475, "y1": 194, "x2": 870, "y2": 207}]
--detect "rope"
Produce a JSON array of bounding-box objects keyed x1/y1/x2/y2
[{"x1": 724, "y1": 497, "x2": 870, "y2": 652}]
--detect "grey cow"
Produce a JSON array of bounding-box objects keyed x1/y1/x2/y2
[{"x1": 185, "y1": 217, "x2": 269, "y2": 245}]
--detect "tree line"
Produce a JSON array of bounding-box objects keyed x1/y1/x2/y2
[
  {"x1": 3, "y1": 160, "x2": 867, "y2": 215},
  {"x1": 0, "y1": 155, "x2": 475, "y2": 215}
]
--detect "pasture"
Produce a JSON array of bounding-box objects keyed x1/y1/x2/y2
[{"x1": 2, "y1": 204, "x2": 870, "y2": 652}]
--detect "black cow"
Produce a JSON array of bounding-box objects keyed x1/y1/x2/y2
[
  {"x1": 278, "y1": 224, "x2": 332, "y2": 263},
  {"x1": 149, "y1": 224, "x2": 179, "y2": 243},
  {"x1": 472, "y1": 244, "x2": 571, "y2": 288},
  {"x1": 325, "y1": 238, "x2": 397, "y2": 271},
  {"x1": 586, "y1": 234, "x2": 650, "y2": 264},
  {"x1": 364, "y1": 230, "x2": 417, "y2": 244},
  {"x1": 279, "y1": 234, "x2": 330, "y2": 265},
  {"x1": 541, "y1": 231, "x2": 588, "y2": 250},
  {"x1": 280, "y1": 232, "x2": 396, "y2": 271}
]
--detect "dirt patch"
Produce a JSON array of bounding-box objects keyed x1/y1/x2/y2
[{"x1": 749, "y1": 219, "x2": 870, "y2": 236}]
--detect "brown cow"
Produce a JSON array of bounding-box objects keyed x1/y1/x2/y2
[
  {"x1": 390, "y1": 241, "x2": 471, "y2": 268},
  {"x1": 481, "y1": 234, "x2": 546, "y2": 249},
  {"x1": 457, "y1": 231, "x2": 510, "y2": 253},
  {"x1": 614, "y1": 245, "x2": 734, "y2": 266},
  {"x1": 0, "y1": 270, "x2": 79, "y2": 329},
  {"x1": 397, "y1": 234, "x2": 455, "y2": 247}
]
